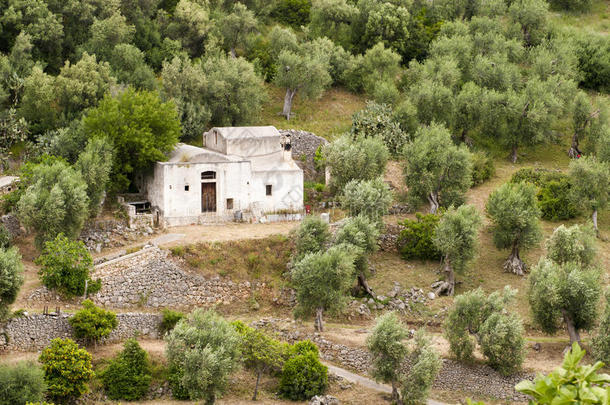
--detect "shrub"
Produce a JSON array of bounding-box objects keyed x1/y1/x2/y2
[
  {"x1": 510, "y1": 167, "x2": 549, "y2": 186},
  {"x1": 397, "y1": 213, "x2": 442, "y2": 261},
  {"x1": 0, "y1": 361, "x2": 46, "y2": 405},
  {"x1": 471, "y1": 152, "x2": 495, "y2": 186},
  {"x1": 160, "y1": 308, "x2": 185, "y2": 335},
  {"x1": 35, "y1": 234, "x2": 100, "y2": 298},
  {"x1": 68, "y1": 300, "x2": 118, "y2": 345},
  {"x1": 0, "y1": 224, "x2": 11, "y2": 249},
  {"x1": 290, "y1": 340, "x2": 319, "y2": 357},
  {"x1": 292, "y1": 215, "x2": 331, "y2": 261},
  {"x1": 279, "y1": 352, "x2": 328, "y2": 400},
  {"x1": 340, "y1": 177, "x2": 392, "y2": 225},
  {"x1": 0, "y1": 246, "x2": 24, "y2": 321},
  {"x1": 351, "y1": 101, "x2": 408, "y2": 156},
  {"x1": 100, "y1": 339, "x2": 152, "y2": 401},
  {"x1": 39, "y1": 338, "x2": 94, "y2": 403},
  {"x1": 592, "y1": 290, "x2": 610, "y2": 364},
  {"x1": 271, "y1": 0, "x2": 311, "y2": 27},
  {"x1": 536, "y1": 175, "x2": 578, "y2": 220},
  {"x1": 478, "y1": 312, "x2": 526, "y2": 376}
]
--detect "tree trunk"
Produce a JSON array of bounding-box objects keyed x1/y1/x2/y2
[
  {"x1": 592, "y1": 209, "x2": 599, "y2": 236},
  {"x1": 252, "y1": 370, "x2": 261, "y2": 400},
  {"x1": 567, "y1": 133, "x2": 581, "y2": 159},
  {"x1": 561, "y1": 308, "x2": 581, "y2": 345},
  {"x1": 427, "y1": 192, "x2": 440, "y2": 214},
  {"x1": 434, "y1": 256, "x2": 455, "y2": 296},
  {"x1": 282, "y1": 88, "x2": 296, "y2": 120},
  {"x1": 391, "y1": 381, "x2": 403, "y2": 405},
  {"x1": 510, "y1": 144, "x2": 518, "y2": 163},
  {"x1": 503, "y1": 243, "x2": 526, "y2": 276},
  {"x1": 314, "y1": 307, "x2": 324, "y2": 332},
  {"x1": 357, "y1": 273, "x2": 375, "y2": 297},
  {"x1": 230, "y1": 47, "x2": 237, "y2": 59}
]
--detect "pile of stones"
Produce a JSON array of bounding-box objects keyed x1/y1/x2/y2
[{"x1": 79, "y1": 219, "x2": 156, "y2": 253}]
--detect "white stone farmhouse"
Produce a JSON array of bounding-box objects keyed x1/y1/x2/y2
[{"x1": 144, "y1": 126, "x2": 304, "y2": 226}]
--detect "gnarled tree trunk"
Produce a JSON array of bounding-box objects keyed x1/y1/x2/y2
[
  {"x1": 252, "y1": 370, "x2": 261, "y2": 400},
  {"x1": 281, "y1": 88, "x2": 296, "y2": 120},
  {"x1": 568, "y1": 133, "x2": 582, "y2": 159},
  {"x1": 314, "y1": 307, "x2": 324, "y2": 332},
  {"x1": 357, "y1": 273, "x2": 375, "y2": 298},
  {"x1": 510, "y1": 145, "x2": 518, "y2": 163},
  {"x1": 434, "y1": 256, "x2": 455, "y2": 296},
  {"x1": 427, "y1": 191, "x2": 440, "y2": 214},
  {"x1": 561, "y1": 308, "x2": 581, "y2": 345},
  {"x1": 391, "y1": 381, "x2": 403, "y2": 405},
  {"x1": 230, "y1": 47, "x2": 237, "y2": 59},
  {"x1": 593, "y1": 209, "x2": 599, "y2": 236},
  {"x1": 503, "y1": 242, "x2": 526, "y2": 276}
]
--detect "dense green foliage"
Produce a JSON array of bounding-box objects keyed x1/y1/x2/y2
[
  {"x1": 592, "y1": 290, "x2": 610, "y2": 365},
  {"x1": 516, "y1": 343, "x2": 610, "y2": 404},
  {"x1": 292, "y1": 215, "x2": 331, "y2": 261},
  {"x1": 0, "y1": 361, "x2": 46, "y2": 405},
  {"x1": 166, "y1": 309, "x2": 241, "y2": 402},
  {"x1": 100, "y1": 339, "x2": 152, "y2": 401},
  {"x1": 279, "y1": 351, "x2": 328, "y2": 400},
  {"x1": 444, "y1": 288, "x2": 525, "y2": 375},
  {"x1": 74, "y1": 137, "x2": 114, "y2": 217},
  {"x1": 39, "y1": 338, "x2": 94, "y2": 403},
  {"x1": 35, "y1": 234, "x2": 99, "y2": 298},
  {"x1": 0, "y1": 224, "x2": 10, "y2": 249},
  {"x1": 471, "y1": 151, "x2": 495, "y2": 186},
  {"x1": 397, "y1": 213, "x2": 441, "y2": 261},
  {"x1": 160, "y1": 308, "x2": 185, "y2": 335},
  {"x1": 546, "y1": 224, "x2": 597, "y2": 268},
  {"x1": 0, "y1": 246, "x2": 23, "y2": 321},
  {"x1": 568, "y1": 156, "x2": 610, "y2": 233},
  {"x1": 351, "y1": 101, "x2": 408, "y2": 156},
  {"x1": 340, "y1": 178, "x2": 392, "y2": 224},
  {"x1": 69, "y1": 300, "x2": 118, "y2": 345}
]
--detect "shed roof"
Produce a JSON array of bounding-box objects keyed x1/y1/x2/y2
[
  {"x1": 0, "y1": 176, "x2": 18, "y2": 188},
  {"x1": 166, "y1": 144, "x2": 240, "y2": 164},
  {"x1": 210, "y1": 126, "x2": 281, "y2": 140}
]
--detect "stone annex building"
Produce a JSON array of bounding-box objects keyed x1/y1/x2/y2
[{"x1": 144, "y1": 126, "x2": 304, "y2": 226}]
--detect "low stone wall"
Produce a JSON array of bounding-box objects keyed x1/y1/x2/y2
[
  {"x1": 1, "y1": 313, "x2": 161, "y2": 351},
  {"x1": 280, "y1": 129, "x2": 328, "y2": 181}
]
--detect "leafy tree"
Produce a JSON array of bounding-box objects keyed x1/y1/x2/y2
[
  {"x1": 291, "y1": 246, "x2": 355, "y2": 331},
  {"x1": 75, "y1": 137, "x2": 114, "y2": 218},
  {"x1": 81, "y1": 12, "x2": 135, "y2": 62},
  {"x1": 69, "y1": 299, "x2": 118, "y2": 346},
  {"x1": 598, "y1": 130, "x2": 610, "y2": 164},
  {"x1": 160, "y1": 308, "x2": 185, "y2": 335},
  {"x1": 279, "y1": 351, "x2": 328, "y2": 400},
  {"x1": 353, "y1": 0, "x2": 410, "y2": 60},
  {"x1": 323, "y1": 134, "x2": 389, "y2": 192},
  {"x1": 433, "y1": 204, "x2": 482, "y2": 296},
  {"x1": 83, "y1": 88, "x2": 181, "y2": 191},
  {"x1": 592, "y1": 289, "x2": 610, "y2": 364},
  {"x1": 486, "y1": 182, "x2": 542, "y2": 276},
  {"x1": 0, "y1": 109, "x2": 28, "y2": 164},
  {"x1": 516, "y1": 343, "x2": 610, "y2": 404},
  {"x1": 166, "y1": 309, "x2": 241, "y2": 402},
  {"x1": 109, "y1": 44, "x2": 157, "y2": 90},
  {"x1": 292, "y1": 215, "x2": 331, "y2": 262},
  {"x1": 536, "y1": 175, "x2": 579, "y2": 221},
  {"x1": 443, "y1": 287, "x2": 525, "y2": 375},
  {"x1": 340, "y1": 177, "x2": 392, "y2": 225},
  {"x1": 39, "y1": 338, "x2": 95, "y2": 403},
  {"x1": 39, "y1": 119, "x2": 89, "y2": 164},
  {"x1": 400, "y1": 330, "x2": 442, "y2": 404},
  {"x1": 164, "y1": 0, "x2": 212, "y2": 58},
  {"x1": 0, "y1": 246, "x2": 23, "y2": 322},
  {"x1": 572, "y1": 30, "x2": 610, "y2": 93},
  {"x1": 100, "y1": 338, "x2": 152, "y2": 401},
  {"x1": 0, "y1": 225, "x2": 11, "y2": 249},
  {"x1": 546, "y1": 224, "x2": 597, "y2": 268},
  {"x1": 334, "y1": 215, "x2": 380, "y2": 297},
  {"x1": 271, "y1": 0, "x2": 311, "y2": 28},
  {"x1": 232, "y1": 321, "x2": 284, "y2": 400},
  {"x1": 528, "y1": 258, "x2": 601, "y2": 345},
  {"x1": 308, "y1": 0, "x2": 358, "y2": 49},
  {"x1": 403, "y1": 123, "x2": 473, "y2": 214},
  {"x1": 0, "y1": 361, "x2": 46, "y2": 405},
  {"x1": 357, "y1": 42, "x2": 402, "y2": 103},
  {"x1": 568, "y1": 91, "x2": 602, "y2": 158},
  {"x1": 17, "y1": 160, "x2": 89, "y2": 247},
  {"x1": 274, "y1": 46, "x2": 331, "y2": 120},
  {"x1": 397, "y1": 213, "x2": 442, "y2": 261},
  {"x1": 351, "y1": 101, "x2": 407, "y2": 156},
  {"x1": 35, "y1": 234, "x2": 100, "y2": 298},
  {"x1": 218, "y1": 3, "x2": 257, "y2": 58},
  {"x1": 568, "y1": 156, "x2": 610, "y2": 235},
  {"x1": 471, "y1": 151, "x2": 495, "y2": 186}
]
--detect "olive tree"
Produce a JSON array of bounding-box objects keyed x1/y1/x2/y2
[
  {"x1": 0, "y1": 247, "x2": 24, "y2": 321},
  {"x1": 334, "y1": 215, "x2": 380, "y2": 297},
  {"x1": 568, "y1": 91, "x2": 601, "y2": 158},
  {"x1": 166, "y1": 309, "x2": 241, "y2": 403},
  {"x1": 403, "y1": 123, "x2": 473, "y2": 214},
  {"x1": 433, "y1": 204, "x2": 482, "y2": 296},
  {"x1": 323, "y1": 134, "x2": 389, "y2": 193},
  {"x1": 292, "y1": 215, "x2": 331, "y2": 262},
  {"x1": 568, "y1": 156, "x2": 610, "y2": 235},
  {"x1": 528, "y1": 258, "x2": 601, "y2": 345},
  {"x1": 75, "y1": 137, "x2": 114, "y2": 218},
  {"x1": 486, "y1": 182, "x2": 542, "y2": 276},
  {"x1": 545, "y1": 224, "x2": 597, "y2": 268},
  {"x1": 340, "y1": 178, "x2": 392, "y2": 225},
  {"x1": 218, "y1": 3, "x2": 257, "y2": 58},
  {"x1": 351, "y1": 101, "x2": 407, "y2": 156},
  {"x1": 592, "y1": 289, "x2": 610, "y2": 364},
  {"x1": 291, "y1": 246, "x2": 355, "y2": 332}
]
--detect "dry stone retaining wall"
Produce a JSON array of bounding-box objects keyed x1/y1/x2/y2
[{"x1": 1, "y1": 313, "x2": 161, "y2": 351}]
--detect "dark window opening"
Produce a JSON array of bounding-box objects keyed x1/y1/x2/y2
[
  {"x1": 226, "y1": 198, "x2": 234, "y2": 209},
  {"x1": 201, "y1": 171, "x2": 216, "y2": 180},
  {"x1": 266, "y1": 185, "x2": 272, "y2": 196},
  {"x1": 185, "y1": 185, "x2": 189, "y2": 191},
  {"x1": 215, "y1": 132, "x2": 218, "y2": 144}
]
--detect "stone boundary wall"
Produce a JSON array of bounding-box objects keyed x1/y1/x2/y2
[{"x1": 1, "y1": 313, "x2": 161, "y2": 351}]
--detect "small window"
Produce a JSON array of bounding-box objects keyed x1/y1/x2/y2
[
  {"x1": 266, "y1": 185, "x2": 272, "y2": 196},
  {"x1": 184, "y1": 185, "x2": 189, "y2": 191},
  {"x1": 226, "y1": 198, "x2": 234, "y2": 210},
  {"x1": 215, "y1": 132, "x2": 218, "y2": 144},
  {"x1": 201, "y1": 171, "x2": 216, "y2": 180}
]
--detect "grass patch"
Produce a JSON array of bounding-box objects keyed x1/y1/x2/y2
[{"x1": 549, "y1": 0, "x2": 610, "y2": 34}]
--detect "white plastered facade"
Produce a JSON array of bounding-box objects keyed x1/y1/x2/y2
[{"x1": 145, "y1": 126, "x2": 304, "y2": 226}]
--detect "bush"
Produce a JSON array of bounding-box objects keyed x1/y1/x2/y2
[
  {"x1": 290, "y1": 340, "x2": 319, "y2": 357},
  {"x1": 536, "y1": 175, "x2": 578, "y2": 221},
  {"x1": 271, "y1": 0, "x2": 311, "y2": 27},
  {"x1": 471, "y1": 152, "x2": 495, "y2": 186},
  {"x1": 279, "y1": 352, "x2": 328, "y2": 400},
  {"x1": 592, "y1": 290, "x2": 610, "y2": 364},
  {"x1": 478, "y1": 312, "x2": 526, "y2": 376},
  {"x1": 160, "y1": 308, "x2": 185, "y2": 335},
  {"x1": 510, "y1": 167, "x2": 549, "y2": 186},
  {"x1": 549, "y1": 0, "x2": 591, "y2": 12},
  {"x1": 39, "y1": 338, "x2": 94, "y2": 403},
  {"x1": 397, "y1": 213, "x2": 442, "y2": 261},
  {"x1": 0, "y1": 246, "x2": 24, "y2": 321},
  {"x1": 35, "y1": 234, "x2": 100, "y2": 298},
  {"x1": 68, "y1": 300, "x2": 118, "y2": 345},
  {"x1": 351, "y1": 101, "x2": 408, "y2": 156},
  {"x1": 0, "y1": 361, "x2": 46, "y2": 405},
  {"x1": 340, "y1": 178, "x2": 392, "y2": 224},
  {"x1": 0, "y1": 224, "x2": 11, "y2": 249},
  {"x1": 100, "y1": 339, "x2": 152, "y2": 401}
]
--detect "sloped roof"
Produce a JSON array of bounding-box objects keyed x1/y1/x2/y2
[
  {"x1": 166, "y1": 144, "x2": 239, "y2": 164},
  {"x1": 210, "y1": 126, "x2": 280, "y2": 140}
]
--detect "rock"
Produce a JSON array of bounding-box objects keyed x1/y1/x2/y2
[
  {"x1": 532, "y1": 342, "x2": 541, "y2": 352},
  {"x1": 427, "y1": 292, "x2": 436, "y2": 300},
  {"x1": 310, "y1": 395, "x2": 339, "y2": 405}
]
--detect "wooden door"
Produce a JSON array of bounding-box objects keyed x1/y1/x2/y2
[{"x1": 201, "y1": 182, "x2": 216, "y2": 212}]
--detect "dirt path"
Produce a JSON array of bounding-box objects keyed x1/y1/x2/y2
[{"x1": 324, "y1": 362, "x2": 450, "y2": 405}]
